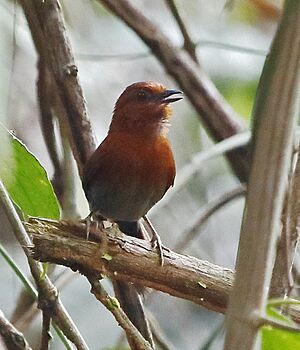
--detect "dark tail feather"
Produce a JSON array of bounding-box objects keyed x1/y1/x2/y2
[
  {"x1": 117, "y1": 220, "x2": 140, "y2": 237},
  {"x1": 113, "y1": 280, "x2": 153, "y2": 348},
  {"x1": 117, "y1": 220, "x2": 148, "y2": 239},
  {"x1": 114, "y1": 220, "x2": 153, "y2": 349}
]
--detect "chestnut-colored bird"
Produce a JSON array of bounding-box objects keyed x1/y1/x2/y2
[{"x1": 82, "y1": 81, "x2": 183, "y2": 349}]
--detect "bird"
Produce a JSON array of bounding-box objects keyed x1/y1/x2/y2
[{"x1": 82, "y1": 81, "x2": 183, "y2": 349}]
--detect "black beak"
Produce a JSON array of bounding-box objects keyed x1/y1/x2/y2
[{"x1": 159, "y1": 89, "x2": 183, "y2": 104}]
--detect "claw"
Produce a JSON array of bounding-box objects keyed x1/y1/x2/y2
[
  {"x1": 151, "y1": 232, "x2": 164, "y2": 266},
  {"x1": 143, "y1": 215, "x2": 165, "y2": 266},
  {"x1": 82, "y1": 212, "x2": 101, "y2": 240},
  {"x1": 83, "y1": 212, "x2": 93, "y2": 240}
]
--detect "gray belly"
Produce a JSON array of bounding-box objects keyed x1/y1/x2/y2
[{"x1": 87, "y1": 183, "x2": 161, "y2": 221}]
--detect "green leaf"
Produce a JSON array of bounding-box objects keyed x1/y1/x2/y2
[
  {"x1": 261, "y1": 306, "x2": 300, "y2": 350},
  {"x1": 0, "y1": 127, "x2": 60, "y2": 219}
]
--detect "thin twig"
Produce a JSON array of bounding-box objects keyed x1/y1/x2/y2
[
  {"x1": 151, "y1": 132, "x2": 250, "y2": 216},
  {"x1": 11, "y1": 300, "x2": 37, "y2": 332},
  {"x1": 87, "y1": 277, "x2": 153, "y2": 350},
  {"x1": 37, "y1": 55, "x2": 80, "y2": 218},
  {"x1": 39, "y1": 57, "x2": 80, "y2": 218},
  {"x1": 0, "y1": 244, "x2": 36, "y2": 298},
  {"x1": 0, "y1": 181, "x2": 89, "y2": 350},
  {"x1": 151, "y1": 128, "x2": 300, "y2": 222},
  {"x1": 267, "y1": 298, "x2": 300, "y2": 308},
  {"x1": 37, "y1": 59, "x2": 63, "y2": 199},
  {"x1": 164, "y1": 0, "x2": 197, "y2": 62},
  {"x1": 40, "y1": 313, "x2": 51, "y2": 350},
  {"x1": 286, "y1": 147, "x2": 300, "y2": 279},
  {"x1": 0, "y1": 243, "x2": 38, "y2": 332},
  {"x1": 270, "y1": 56, "x2": 300, "y2": 300},
  {"x1": 270, "y1": 174, "x2": 294, "y2": 298},
  {"x1": 0, "y1": 309, "x2": 32, "y2": 350},
  {"x1": 200, "y1": 321, "x2": 224, "y2": 350},
  {"x1": 259, "y1": 315, "x2": 300, "y2": 333},
  {"x1": 148, "y1": 313, "x2": 175, "y2": 350},
  {"x1": 59, "y1": 132, "x2": 81, "y2": 219},
  {"x1": 174, "y1": 185, "x2": 246, "y2": 252},
  {"x1": 195, "y1": 40, "x2": 267, "y2": 56},
  {"x1": 76, "y1": 41, "x2": 267, "y2": 62}
]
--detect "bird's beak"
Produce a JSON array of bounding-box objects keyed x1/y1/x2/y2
[{"x1": 159, "y1": 89, "x2": 183, "y2": 104}]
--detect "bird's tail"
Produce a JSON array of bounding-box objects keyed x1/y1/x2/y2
[
  {"x1": 117, "y1": 220, "x2": 149, "y2": 239},
  {"x1": 114, "y1": 220, "x2": 153, "y2": 349},
  {"x1": 113, "y1": 280, "x2": 153, "y2": 348}
]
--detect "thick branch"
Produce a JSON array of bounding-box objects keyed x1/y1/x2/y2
[
  {"x1": 20, "y1": 0, "x2": 96, "y2": 175},
  {"x1": 25, "y1": 218, "x2": 300, "y2": 326},
  {"x1": 99, "y1": 0, "x2": 249, "y2": 182},
  {"x1": 224, "y1": 1, "x2": 300, "y2": 348},
  {"x1": 26, "y1": 219, "x2": 233, "y2": 314}
]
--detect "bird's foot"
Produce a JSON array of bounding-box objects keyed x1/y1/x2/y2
[
  {"x1": 150, "y1": 232, "x2": 165, "y2": 266},
  {"x1": 82, "y1": 212, "x2": 101, "y2": 240},
  {"x1": 143, "y1": 215, "x2": 166, "y2": 266}
]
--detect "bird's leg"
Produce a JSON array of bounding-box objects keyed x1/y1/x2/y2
[
  {"x1": 82, "y1": 212, "x2": 107, "y2": 240},
  {"x1": 82, "y1": 212, "x2": 94, "y2": 240},
  {"x1": 143, "y1": 215, "x2": 166, "y2": 266}
]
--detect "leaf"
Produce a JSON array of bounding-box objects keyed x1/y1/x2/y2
[
  {"x1": 261, "y1": 307, "x2": 300, "y2": 350},
  {"x1": 101, "y1": 253, "x2": 112, "y2": 261},
  {"x1": 0, "y1": 127, "x2": 60, "y2": 219}
]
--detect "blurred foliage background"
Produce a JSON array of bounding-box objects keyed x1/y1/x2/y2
[{"x1": 0, "y1": 0, "x2": 282, "y2": 349}]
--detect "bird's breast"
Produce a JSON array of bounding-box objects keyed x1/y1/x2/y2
[{"x1": 83, "y1": 132, "x2": 176, "y2": 221}]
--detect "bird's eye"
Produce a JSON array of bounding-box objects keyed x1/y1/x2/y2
[{"x1": 137, "y1": 90, "x2": 147, "y2": 99}]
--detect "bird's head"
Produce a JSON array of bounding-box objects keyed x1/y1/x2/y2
[{"x1": 109, "y1": 81, "x2": 183, "y2": 134}]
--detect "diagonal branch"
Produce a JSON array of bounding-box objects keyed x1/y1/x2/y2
[
  {"x1": 174, "y1": 185, "x2": 246, "y2": 252},
  {"x1": 164, "y1": 0, "x2": 198, "y2": 62},
  {"x1": 98, "y1": 0, "x2": 250, "y2": 182},
  {"x1": 88, "y1": 277, "x2": 153, "y2": 350}
]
